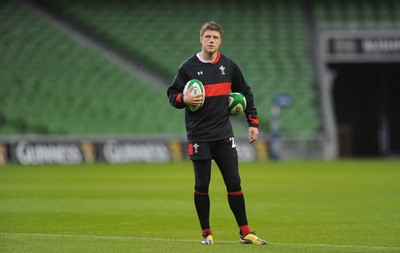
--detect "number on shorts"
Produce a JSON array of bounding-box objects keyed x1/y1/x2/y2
[{"x1": 229, "y1": 137, "x2": 236, "y2": 148}]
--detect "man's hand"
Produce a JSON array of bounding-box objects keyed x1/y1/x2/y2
[
  {"x1": 248, "y1": 126, "x2": 259, "y2": 143},
  {"x1": 183, "y1": 86, "x2": 204, "y2": 106}
]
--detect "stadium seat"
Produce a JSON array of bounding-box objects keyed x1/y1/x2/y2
[
  {"x1": 1, "y1": 0, "x2": 349, "y2": 136},
  {"x1": 0, "y1": 1, "x2": 185, "y2": 136}
]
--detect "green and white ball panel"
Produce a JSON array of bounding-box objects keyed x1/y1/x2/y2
[
  {"x1": 183, "y1": 79, "x2": 205, "y2": 111},
  {"x1": 229, "y1": 92, "x2": 247, "y2": 116}
]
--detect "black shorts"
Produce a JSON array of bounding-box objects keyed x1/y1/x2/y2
[{"x1": 188, "y1": 137, "x2": 238, "y2": 160}]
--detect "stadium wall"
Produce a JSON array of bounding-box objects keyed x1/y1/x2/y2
[
  {"x1": 316, "y1": 30, "x2": 400, "y2": 159},
  {"x1": 0, "y1": 137, "x2": 269, "y2": 166}
]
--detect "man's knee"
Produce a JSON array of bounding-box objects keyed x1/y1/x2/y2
[{"x1": 195, "y1": 185, "x2": 209, "y2": 194}]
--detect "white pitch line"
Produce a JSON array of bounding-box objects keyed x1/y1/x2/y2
[
  {"x1": 272, "y1": 242, "x2": 398, "y2": 250},
  {"x1": 1, "y1": 232, "x2": 399, "y2": 251}
]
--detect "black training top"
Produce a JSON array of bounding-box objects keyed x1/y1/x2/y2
[{"x1": 167, "y1": 52, "x2": 259, "y2": 142}]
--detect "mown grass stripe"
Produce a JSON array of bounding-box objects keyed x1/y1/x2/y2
[{"x1": 2, "y1": 232, "x2": 398, "y2": 251}]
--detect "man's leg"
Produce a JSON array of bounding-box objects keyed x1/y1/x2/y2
[
  {"x1": 192, "y1": 159, "x2": 213, "y2": 240},
  {"x1": 214, "y1": 156, "x2": 250, "y2": 234}
]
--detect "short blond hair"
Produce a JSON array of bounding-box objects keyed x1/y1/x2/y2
[{"x1": 200, "y1": 21, "x2": 224, "y2": 38}]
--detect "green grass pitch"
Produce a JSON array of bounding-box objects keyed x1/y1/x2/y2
[{"x1": 1, "y1": 160, "x2": 399, "y2": 253}]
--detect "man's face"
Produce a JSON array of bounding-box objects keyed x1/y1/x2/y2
[{"x1": 200, "y1": 30, "x2": 222, "y2": 54}]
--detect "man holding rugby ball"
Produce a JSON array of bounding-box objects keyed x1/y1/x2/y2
[{"x1": 167, "y1": 21, "x2": 267, "y2": 246}]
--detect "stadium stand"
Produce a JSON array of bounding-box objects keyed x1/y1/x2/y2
[
  {"x1": 0, "y1": 1, "x2": 186, "y2": 136},
  {"x1": 313, "y1": 0, "x2": 400, "y2": 30},
  {"x1": 28, "y1": 0, "x2": 319, "y2": 136},
  {"x1": 1, "y1": 0, "x2": 319, "y2": 137}
]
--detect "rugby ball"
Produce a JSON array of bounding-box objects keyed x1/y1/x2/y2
[
  {"x1": 183, "y1": 79, "x2": 205, "y2": 111},
  {"x1": 229, "y1": 93, "x2": 247, "y2": 116}
]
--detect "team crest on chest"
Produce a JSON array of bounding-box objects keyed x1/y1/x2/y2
[{"x1": 219, "y1": 65, "x2": 226, "y2": 75}]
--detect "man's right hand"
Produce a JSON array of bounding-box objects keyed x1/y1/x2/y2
[{"x1": 183, "y1": 86, "x2": 204, "y2": 106}]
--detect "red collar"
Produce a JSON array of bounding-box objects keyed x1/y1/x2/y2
[
  {"x1": 209, "y1": 52, "x2": 221, "y2": 64},
  {"x1": 197, "y1": 52, "x2": 221, "y2": 64}
]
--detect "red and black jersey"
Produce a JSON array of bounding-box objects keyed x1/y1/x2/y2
[{"x1": 167, "y1": 52, "x2": 259, "y2": 142}]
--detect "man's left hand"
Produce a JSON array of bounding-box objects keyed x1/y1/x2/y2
[{"x1": 248, "y1": 127, "x2": 259, "y2": 143}]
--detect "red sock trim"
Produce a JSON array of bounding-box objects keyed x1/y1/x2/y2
[
  {"x1": 228, "y1": 190, "x2": 243, "y2": 196},
  {"x1": 202, "y1": 228, "x2": 212, "y2": 236},
  {"x1": 194, "y1": 190, "x2": 208, "y2": 196},
  {"x1": 239, "y1": 225, "x2": 250, "y2": 236}
]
